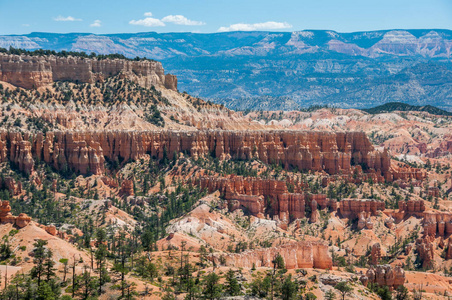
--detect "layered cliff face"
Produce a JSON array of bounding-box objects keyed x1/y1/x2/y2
[
  {"x1": 338, "y1": 199, "x2": 385, "y2": 218},
  {"x1": 422, "y1": 212, "x2": 452, "y2": 237},
  {"x1": 362, "y1": 265, "x2": 405, "y2": 290},
  {"x1": 214, "y1": 240, "x2": 332, "y2": 270},
  {"x1": 198, "y1": 175, "x2": 306, "y2": 222},
  {"x1": 0, "y1": 129, "x2": 394, "y2": 178},
  {"x1": 197, "y1": 175, "x2": 340, "y2": 224},
  {"x1": 0, "y1": 53, "x2": 177, "y2": 91}
]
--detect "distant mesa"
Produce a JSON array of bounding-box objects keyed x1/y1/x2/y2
[{"x1": 0, "y1": 51, "x2": 177, "y2": 91}]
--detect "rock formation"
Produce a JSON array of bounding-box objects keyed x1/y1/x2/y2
[
  {"x1": 446, "y1": 238, "x2": 452, "y2": 260},
  {"x1": 215, "y1": 240, "x2": 332, "y2": 270},
  {"x1": 15, "y1": 213, "x2": 31, "y2": 228},
  {"x1": 45, "y1": 225, "x2": 58, "y2": 236},
  {"x1": 310, "y1": 199, "x2": 319, "y2": 223},
  {"x1": 0, "y1": 200, "x2": 31, "y2": 227},
  {"x1": 422, "y1": 212, "x2": 452, "y2": 237},
  {"x1": 363, "y1": 265, "x2": 405, "y2": 290},
  {"x1": 416, "y1": 237, "x2": 435, "y2": 269},
  {"x1": 0, "y1": 177, "x2": 22, "y2": 196},
  {"x1": 119, "y1": 179, "x2": 134, "y2": 197},
  {"x1": 384, "y1": 216, "x2": 394, "y2": 229},
  {"x1": 0, "y1": 130, "x2": 407, "y2": 179},
  {"x1": 0, "y1": 53, "x2": 177, "y2": 91},
  {"x1": 370, "y1": 243, "x2": 381, "y2": 265},
  {"x1": 339, "y1": 199, "x2": 385, "y2": 219},
  {"x1": 357, "y1": 211, "x2": 374, "y2": 230},
  {"x1": 309, "y1": 194, "x2": 337, "y2": 210},
  {"x1": 198, "y1": 175, "x2": 313, "y2": 223},
  {"x1": 398, "y1": 199, "x2": 426, "y2": 215}
]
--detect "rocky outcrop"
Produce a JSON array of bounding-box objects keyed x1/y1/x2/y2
[
  {"x1": 370, "y1": 243, "x2": 381, "y2": 265},
  {"x1": 310, "y1": 199, "x2": 319, "y2": 223},
  {"x1": 0, "y1": 177, "x2": 22, "y2": 196},
  {"x1": 423, "y1": 212, "x2": 452, "y2": 237},
  {"x1": 384, "y1": 216, "x2": 394, "y2": 229},
  {"x1": 339, "y1": 199, "x2": 385, "y2": 219},
  {"x1": 198, "y1": 175, "x2": 309, "y2": 223},
  {"x1": 119, "y1": 179, "x2": 134, "y2": 197},
  {"x1": 0, "y1": 130, "x2": 419, "y2": 180},
  {"x1": 390, "y1": 164, "x2": 426, "y2": 182},
  {"x1": 45, "y1": 225, "x2": 58, "y2": 236},
  {"x1": 215, "y1": 240, "x2": 332, "y2": 270},
  {"x1": 0, "y1": 53, "x2": 177, "y2": 91},
  {"x1": 357, "y1": 211, "x2": 374, "y2": 230},
  {"x1": 398, "y1": 199, "x2": 426, "y2": 215},
  {"x1": 15, "y1": 213, "x2": 31, "y2": 228},
  {"x1": 0, "y1": 201, "x2": 31, "y2": 227},
  {"x1": 309, "y1": 194, "x2": 337, "y2": 210},
  {"x1": 428, "y1": 187, "x2": 440, "y2": 198},
  {"x1": 446, "y1": 238, "x2": 452, "y2": 260},
  {"x1": 363, "y1": 265, "x2": 405, "y2": 290},
  {"x1": 319, "y1": 275, "x2": 347, "y2": 286},
  {"x1": 416, "y1": 237, "x2": 435, "y2": 269}
]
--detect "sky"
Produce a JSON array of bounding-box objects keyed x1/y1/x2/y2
[{"x1": 1, "y1": 0, "x2": 452, "y2": 35}]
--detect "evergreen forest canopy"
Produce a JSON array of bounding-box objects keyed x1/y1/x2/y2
[{"x1": 0, "y1": 47, "x2": 155, "y2": 62}]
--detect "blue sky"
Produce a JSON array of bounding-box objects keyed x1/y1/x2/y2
[{"x1": 1, "y1": 0, "x2": 452, "y2": 35}]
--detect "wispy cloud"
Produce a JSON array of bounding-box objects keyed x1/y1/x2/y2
[
  {"x1": 90, "y1": 20, "x2": 102, "y2": 27},
  {"x1": 218, "y1": 21, "x2": 292, "y2": 32},
  {"x1": 161, "y1": 15, "x2": 205, "y2": 26},
  {"x1": 144, "y1": 12, "x2": 153, "y2": 17},
  {"x1": 53, "y1": 16, "x2": 82, "y2": 22}
]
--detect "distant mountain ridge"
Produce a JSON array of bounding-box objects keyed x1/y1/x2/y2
[{"x1": 1, "y1": 29, "x2": 452, "y2": 110}]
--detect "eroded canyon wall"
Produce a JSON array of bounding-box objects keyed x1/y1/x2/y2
[
  {"x1": 0, "y1": 53, "x2": 177, "y2": 90},
  {"x1": 0, "y1": 130, "x2": 396, "y2": 178},
  {"x1": 215, "y1": 240, "x2": 333, "y2": 270}
]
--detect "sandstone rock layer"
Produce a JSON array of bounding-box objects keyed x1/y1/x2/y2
[
  {"x1": 0, "y1": 53, "x2": 177, "y2": 91},
  {"x1": 215, "y1": 241, "x2": 332, "y2": 270},
  {"x1": 0, "y1": 130, "x2": 401, "y2": 178}
]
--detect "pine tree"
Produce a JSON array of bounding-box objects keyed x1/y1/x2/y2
[
  {"x1": 202, "y1": 273, "x2": 222, "y2": 300},
  {"x1": 59, "y1": 258, "x2": 69, "y2": 283},
  {"x1": 43, "y1": 249, "x2": 56, "y2": 281},
  {"x1": 280, "y1": 275, "x2": 298, "y2": 300},
  {"x1": 224, "y1": 269, "x2": 241, "y2": 296},
  {"x1": 30, "y1": 239, "x2": 48, "y2": 287}
]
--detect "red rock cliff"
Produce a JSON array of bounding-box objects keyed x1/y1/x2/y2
[
  {"x1": 0, "y1": 130, "x2": 395, "y2": 178},
  {"x1": 215, "y1": 240, "x2": 332, "y2": 270},
  {"x1": 339, "y1": 199, "x2": 385, "y2": 218},
  {"x1": 198, "y1": 175, "x2": 309, "y2": 222}
]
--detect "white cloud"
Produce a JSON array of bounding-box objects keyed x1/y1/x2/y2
[
  {"x1": 161, "y1": 15, "x2": 205, "y2": 26},
  {"x1": 144, "y1": 12, "x2": 153, "y2": 17},
  {"x1": 129, "y1": 17, "x2": 165, "y2": 27},
  {"x1": 53, "y1": 16, "x2": 82, "y2": 22},
  {"x1": 22, "y1": 24, "x2": 30, "y2": 27},
  {"x1": 90, "y1": 20, "x2": 102, "y2": 27},
  {"x1": 218, "y1": 21, "x2": 292, "y2": 32}
]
